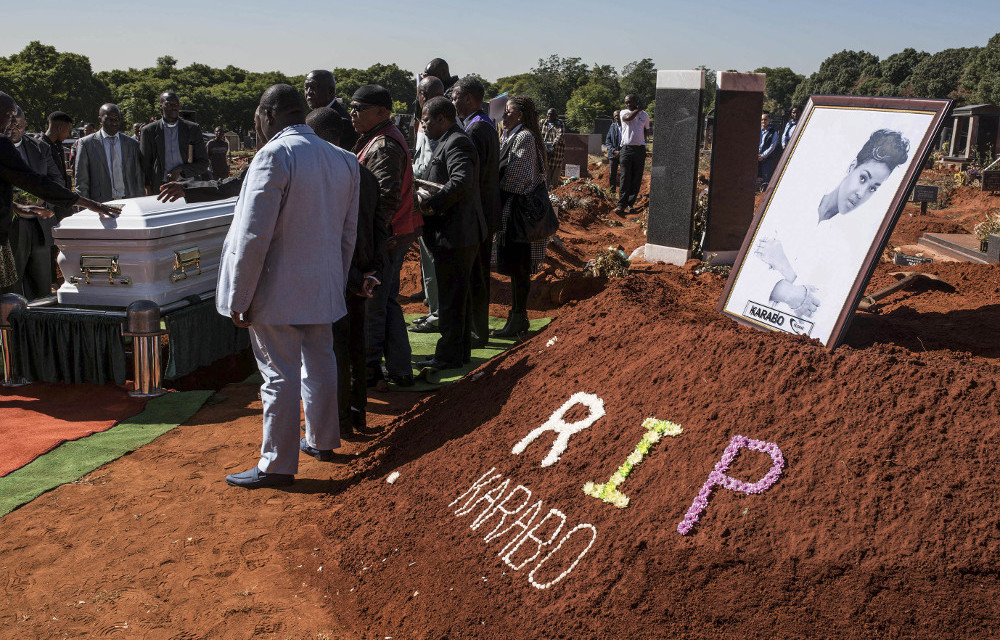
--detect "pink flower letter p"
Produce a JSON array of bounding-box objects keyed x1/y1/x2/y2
[{"x1": 677, "y1": 435, "x2": 784, "y2": 535}]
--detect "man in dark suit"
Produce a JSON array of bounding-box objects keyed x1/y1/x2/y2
[
  {"x1": 307, "y1": 107, "x2": 385, "y2": 434},
  {"x1": 415, "y1": 97, "x2": 487, "y2": 370},
  {"x1": 304, "y1": 70, "x2": 358, "y2": 151},
  {"x1": 140, "y1": 92, "x2": 209, "y2": 195},
  {"x1": 451, "y1": 76, "x2": 500, "y2": 348},
  {"x1": 37, "y1": 111, "x2": 73, "y2": 186},
  {"x1": 7, "y1": 107, "x2": 67, "y2": 298},
  {"x1": 74, "y1": 104, "x2": 145, "y2": 203}
]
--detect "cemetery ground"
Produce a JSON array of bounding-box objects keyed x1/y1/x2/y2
[{"x1": 1, "y1": 160, "x2": 999, "y2": 639}]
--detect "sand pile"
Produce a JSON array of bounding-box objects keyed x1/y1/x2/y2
[{"x1": 295, "y1": 261, "x2": 1000, "y2": 639}]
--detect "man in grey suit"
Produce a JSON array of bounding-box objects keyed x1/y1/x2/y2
[
  {"x1": 219, "y1": 85, "x2": 359, "y2": 489},
  {"x1": 74, "y1": 103, "x2": 144, "y2": 203},
  {"x1": 7, "y1": 107, "x2": 67, "y2": 298}
]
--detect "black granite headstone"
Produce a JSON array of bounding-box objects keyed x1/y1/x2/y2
[
  {"x1": 703, "y1": 72, "x2": 765, "y2": 264},
  {"x1": 644, "y1": 70, "x2": 704, "y2": 265}
]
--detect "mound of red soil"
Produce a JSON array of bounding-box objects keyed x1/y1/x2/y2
[{"x1": 295, "y1": 261, "x2": 1000, "y2": 639}]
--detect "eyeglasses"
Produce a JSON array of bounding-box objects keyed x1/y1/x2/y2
[{"x1": 349, "y1": 103, "x2": 375, "y2": 114}]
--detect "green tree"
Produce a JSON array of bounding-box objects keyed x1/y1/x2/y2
[
  {"x1": 527, "y1": 55, "x2": 590, "y2": 113},
  {"x1": 588, "y1": 63, "x2": 620, "y2": 99},
  {"x1": 910, "y1": 47, "x2": 978, "y2": 100},
  {"x1": 619, "y1": 58, "x2": 656, "y2": 108},
  {"x1": 754, "y1": 66, "x2": 804, "y2": 111},
  {"x1": 880, "y1": 48, "x2": 929, "y2": 91},
  {"x1": 334, "y1": 63, "x2": 416, "y2": 109},
  {"x1": 791, "y1": 50, "x2": 880, "y2": 105},
  {"x1": 0, "y1": 41, "x2": 110, "y2": 130},
  {"x1": 961, "y1": 33, "x2": 1000, "y2": 105},
  {"x1": 565, "y1": 82, "x2": 617, "y2": 133}
]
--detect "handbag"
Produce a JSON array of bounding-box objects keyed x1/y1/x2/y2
[
  {"x1": 0, "y1": 240, "x2": 16, "y2": 288},
  {"x1": 508, "y1": 181, "x2": 559, "y2": 243}
]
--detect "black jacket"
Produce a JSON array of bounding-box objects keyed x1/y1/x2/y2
[
  {"x1": 463, "y1": 113, "x2": 501, "y2": 233},
  {"x1": 140, "y1": 118, "x2": 210, "y2": 192},
  {"x1": 182, "y1": 167, "x2": 248, "y2": 203},
  {"x1": 0, "y1": 137, "x2": 78, "y2": 244},
  {"x1": 348, "y1": 166, "x2": 386, "y2": 295},
  {"x1": 421, "y1": 125, "x2": 486, "y2": 251},
  {"x1": 12, "y1": 136, "x2": 68, "y2": 246}
]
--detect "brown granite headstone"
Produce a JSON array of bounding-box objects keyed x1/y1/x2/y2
[
  {"x1": 703, "y1": 72, "x2": 766, "y2": 264},
  {"x1": 562, "y1": 134, "x2": 590, "y2": 178}
]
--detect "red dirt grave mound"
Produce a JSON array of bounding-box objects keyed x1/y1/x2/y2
[{"x1": 295, "y1": 263, "x2": 1000, "y2": 639}]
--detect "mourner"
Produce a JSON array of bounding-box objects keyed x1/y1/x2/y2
[
  {"x1": 410, "y1": 75, "x2": 446, "y2": 335},
  {"x1": 307, "y1": 106, "x2": 386, "y2": 435},
  {"x1": 303, "y1": 70, "x2": 358, "y2": 150},
  {"x1": 451, "y1": 75, "x2": 501, "y2": 348},
  {"x1": 219, "y1": 85, "x2": 359, "y2": 489},
  {"x1": 7, "y1": 107, "x2": 66, "y2": 299},
  {"x1": 140, "y1": 91, "x2": 209, "y2": 194},
  {"x1": 415, "y1": 96, "x2": 487, "y2": 370},
  {"x1": 0, "y1": 92, "x2": 118, "y2": 290},
  {"x1": 350, "y1": 84, "x2": 421, "y2": 388},
  {"x1": 74, "y1": 103, "x2": 145, "y2": 203}
]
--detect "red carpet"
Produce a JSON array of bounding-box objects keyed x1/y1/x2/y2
[{"x1": 0, "y1": 383, "x2": 149, "y2": 477}]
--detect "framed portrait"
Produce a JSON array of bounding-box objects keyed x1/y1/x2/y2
[{"x1": 718, "y1": 95, "x2": 952, "y2": 348}]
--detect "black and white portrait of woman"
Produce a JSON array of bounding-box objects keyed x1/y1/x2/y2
[{"x1": 723, "y1": 103, "x2": 938, "y2": 345}]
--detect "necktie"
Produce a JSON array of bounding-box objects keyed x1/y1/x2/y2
[{"x1": 109, "y1": 136, "x2": 125, "y2": 199}]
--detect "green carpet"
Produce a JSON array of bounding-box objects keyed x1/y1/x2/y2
[
  {"x1": 241, "y1": 315, "x2": 553, "y2": 392},
  {"x1": 400, "y1": 314, "x2": 552, "y2": 391},
  {"x1": 0, "y1": 390, "x2": 212, "y2": 518}
]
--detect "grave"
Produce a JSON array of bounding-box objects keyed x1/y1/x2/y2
[
  {"x1": 593, "y1": 115, "x2": 612, "y2": 138},
  {"x1": 643, "y1": 70, "x2": 704, "y2": 265},
  {"x1": 561, "y1": 133, "x2": 590, "y2": 179},
  {"x1": 224, "y1": 131, "x2": 241, "y2": 152},
  {"x1": 918, "y1": 232, "x2": 997, "y2": 264},
  {"x1": 703, "y1": 71, "x2": 765, "y2": 264},
  {"x1": 941, "y1": 103, "x2": 1000, "y2": 169}
]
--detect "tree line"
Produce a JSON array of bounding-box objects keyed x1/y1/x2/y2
[{"x1": 2, "y1": 33, "x2": 999, "y2": 136}]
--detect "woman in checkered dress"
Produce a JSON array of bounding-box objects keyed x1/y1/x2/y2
[{"x1": 493, "y1": 95, "x2": 550, "y2": 338}]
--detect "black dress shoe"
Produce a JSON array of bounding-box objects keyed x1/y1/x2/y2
[
  {"x1": 408, "y1": 319, "x2": 439, "y2": 333},
  {"x1": 225, "y1": 466, "x2": 294, "y2": 488},
  {"x1": 415, "y1": 357, "x2": 462, "y2": 370},
  {"x1": 492, "y1": 312, "x2": 529, "y2": 338},
  {"x1": 299, "y1": 437, "x2": 333, "y2": 461},
  {"x1": 386, "y1": 372, "x2": 415, "y2": 387}
]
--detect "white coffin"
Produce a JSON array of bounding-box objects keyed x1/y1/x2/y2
[{"x1": 52, "y1": 195, "x2": 236, "y2": 307}]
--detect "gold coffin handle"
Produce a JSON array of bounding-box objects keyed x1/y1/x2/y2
[
  {"x1": 171, "y1": 246, "x2": 202, "y2": 282},
  {"x1": 69, "y1": 254, "x2": 131, "y2": 285}
]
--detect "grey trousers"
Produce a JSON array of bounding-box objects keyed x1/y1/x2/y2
[
  {"x1": 418, "y1": 235, "x2": 439, "y2": 320},
  {"x1": 249, "y1": 323, "x2": 340, "y2": 475}
]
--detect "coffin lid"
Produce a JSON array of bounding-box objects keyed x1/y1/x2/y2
[{"x1": 52, "y1": 195, "x2": 235, "y2": 240}]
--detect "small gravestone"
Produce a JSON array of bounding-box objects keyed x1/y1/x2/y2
[
  {"x1": 703, "y1": 72, "x2": 766, "y2": 264},
  {"x1": 643, "y1": 70, "x2": 705, "y2": 265},
  {"x1": 983, "y1": 170, "x2": 1000, "y2": 193},
  {"x1": 562, "y1": 134, "x2": 590, "y2": 179},
  {"x1": 911, "y1": 184, "x2": 938, "y2": 215},
  {"x1": 593, "y1": 116, "x2": 612, "y2": 138},
  {"x1": 224, "y1": 131, "x2": 241, "y2": 152}
]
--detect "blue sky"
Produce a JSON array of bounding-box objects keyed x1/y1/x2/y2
[{"x1": 5, "y1": 0, "x2": 997, "y2": 80}]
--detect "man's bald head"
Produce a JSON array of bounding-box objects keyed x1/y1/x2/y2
[
  {"x1": 424, "y1": 58, "x2": 450, "y2": 82},
  {"x1": 417, "y1": 76, "x2": 444, "y2": 108},
  {"x1": 99, "y1": 103, "x2": 122, "y2": 135},
  {"x1": 259, "y1": 84, "x2": 306, "y2": 142},
  {"x1": 306, "y1": 107, "x2": 345, "y2": 147},
  {"x1": 304, "y1": 70, "x2": 337, "y2": 110}
]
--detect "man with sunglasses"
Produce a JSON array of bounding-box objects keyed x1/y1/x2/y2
[{"x1": 350, "y1": 85, "x2": 421, "y2": 388}]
